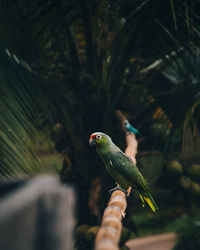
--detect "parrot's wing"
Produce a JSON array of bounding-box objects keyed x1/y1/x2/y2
[{"x1": 110, "y1": 151, "x2": 151, "y2": 193}]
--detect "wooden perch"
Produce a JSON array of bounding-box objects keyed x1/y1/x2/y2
[
  {"x1": 94, "y1": 110, "x2": 138, "y2": 250},
  {"x1": 115, "y1": 110, "x2": 137, "y2": 165}
]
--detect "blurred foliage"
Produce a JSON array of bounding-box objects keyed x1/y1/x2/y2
[
  {"x1": 127, "y1": 208, "x2": 200, "y2": 250},
  {"x1": 167, "y1": 212, "x2": 200, "y2": 250},
  {"x1": 157, "y1": 157, "x2": 200, "y2": 203},
  {"x1": 0, "y1": 0, "x2": 200, "y2": 155},
  {"x1": 173, "y1": 221, "x2": 200, "y2": 250},
  {"x1": 0, "y1": 0, "x2": 200, "y2": 231},
  {"x1": 0, "y1": 48, "x2": 43, "y2": 177},
  {"x1": 0, "y1": 47, "x2": 63, "y2": 177}
]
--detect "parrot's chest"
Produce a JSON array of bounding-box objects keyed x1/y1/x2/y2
[{"x1": 98, "y1": 149, "x2": 133, "y2": 189}]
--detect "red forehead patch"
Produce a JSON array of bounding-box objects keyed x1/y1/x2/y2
[{"x1": 90, "y1": 134, "x2": 97, "y2": 139}]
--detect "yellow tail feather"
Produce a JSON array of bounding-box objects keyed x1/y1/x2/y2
[
  {"x1": 144, "y1": 196, "x2": 157, "y2": 212},
  {"x1": 139, "y1": 194, "x2": 145, "y2": 207}
]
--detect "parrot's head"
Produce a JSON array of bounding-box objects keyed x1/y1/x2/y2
[{"x1": 89, "y1": 132, "x2": 111, "y2": 149}]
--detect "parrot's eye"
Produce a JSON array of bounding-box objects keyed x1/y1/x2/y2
[{"x1": 96, "y1": 134, "x2": 102, "y2": 139}]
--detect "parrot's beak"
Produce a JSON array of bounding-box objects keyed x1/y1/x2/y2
[{"x1": 89, "y1": 139, "x2": 97, "y2": 148}]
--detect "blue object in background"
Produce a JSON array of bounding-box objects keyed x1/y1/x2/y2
[{"x1": 124, "y1": 120, "x2": 141, "y2": 136}]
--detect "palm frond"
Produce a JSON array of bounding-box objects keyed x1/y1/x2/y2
[{"x1": 0, "y1": 47, "x2": 43, "y2": 177}]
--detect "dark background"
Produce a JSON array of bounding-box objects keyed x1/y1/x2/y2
[{"x1": 0, "y1": 1, "x2": 200, "y2": 249}]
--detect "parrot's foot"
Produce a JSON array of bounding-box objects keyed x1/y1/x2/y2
[{"x1": 109, "y1": 186, "x2": 128, "y2": 197}]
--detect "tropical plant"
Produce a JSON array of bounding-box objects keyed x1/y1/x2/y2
[{"x1": 0, "y1": 0, "x2": 200, "y2": 224}]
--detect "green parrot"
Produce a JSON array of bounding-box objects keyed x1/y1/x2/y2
[{"x1": 89, "y1": 132, "x2": 158, "y2": 212}]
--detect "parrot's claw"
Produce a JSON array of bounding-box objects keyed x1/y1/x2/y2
[{"x1": 109, "y1": 186, "x2": 128, "y2": 197}]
